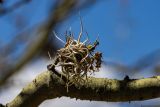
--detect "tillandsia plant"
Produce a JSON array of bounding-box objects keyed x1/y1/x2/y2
[{"x1": 48, "y1": 17, "x2": 102, "y2": 91}]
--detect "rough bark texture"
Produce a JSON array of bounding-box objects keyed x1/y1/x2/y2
[{"x1": 5, "y1": 70, "x2": 160, "y2": 107}]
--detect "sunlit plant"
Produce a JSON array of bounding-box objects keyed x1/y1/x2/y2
[{"x1": 48, "y1": 17, "x2": 102, "y2": 92}]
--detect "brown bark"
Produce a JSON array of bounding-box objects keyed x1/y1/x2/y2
[{"x1": 5, "y1": 69, "x2": 160, "y2": 107}]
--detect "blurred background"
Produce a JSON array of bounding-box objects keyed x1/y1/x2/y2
[{"x1": 0, "y1": 0, "x2": 160, "y2": 107}]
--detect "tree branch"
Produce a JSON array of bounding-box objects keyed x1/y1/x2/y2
[
  {"x1": 5, "y1": 69, "x2": 160, "y2": 107},
  {"x1": 0, "y1": 0, "x2": 76, "y2": 87},
  {"x1": 0, "y1": 0, "x2": 31, "y2": 17}
]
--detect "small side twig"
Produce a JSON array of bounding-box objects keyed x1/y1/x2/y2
[{"x1": 47, "y1": 64, "x2": 68, "y2": 84}]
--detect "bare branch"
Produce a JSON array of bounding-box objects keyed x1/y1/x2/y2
[
  {"x1": 5, "y1": 69, "x2": 160, "y2": 107},
  {"x1": 0, "y1": 0, "x2": 77, "y2": 87},
  {"x1": 0, "y1": 0, "x2": 31, "y2": 17}
]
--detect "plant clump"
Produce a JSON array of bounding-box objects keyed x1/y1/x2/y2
[{"x1": 51, "y1": 18, "x2": 102, "y2": 89}]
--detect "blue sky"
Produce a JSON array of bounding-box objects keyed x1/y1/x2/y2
[
  {"x1": 1, "y1": 0, "x2": 160, "y2": 66},
  {"x1": 62, "y1": 0, "x2": 160, "y2": 66}
]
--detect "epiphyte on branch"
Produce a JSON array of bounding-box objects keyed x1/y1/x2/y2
[{"x1": 49, "y1": 17, "x2": 102, "y2": 89}]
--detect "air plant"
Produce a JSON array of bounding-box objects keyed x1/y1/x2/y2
[{"x1": 48, "y1": 17, "x2": 102, "y2": 91}]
